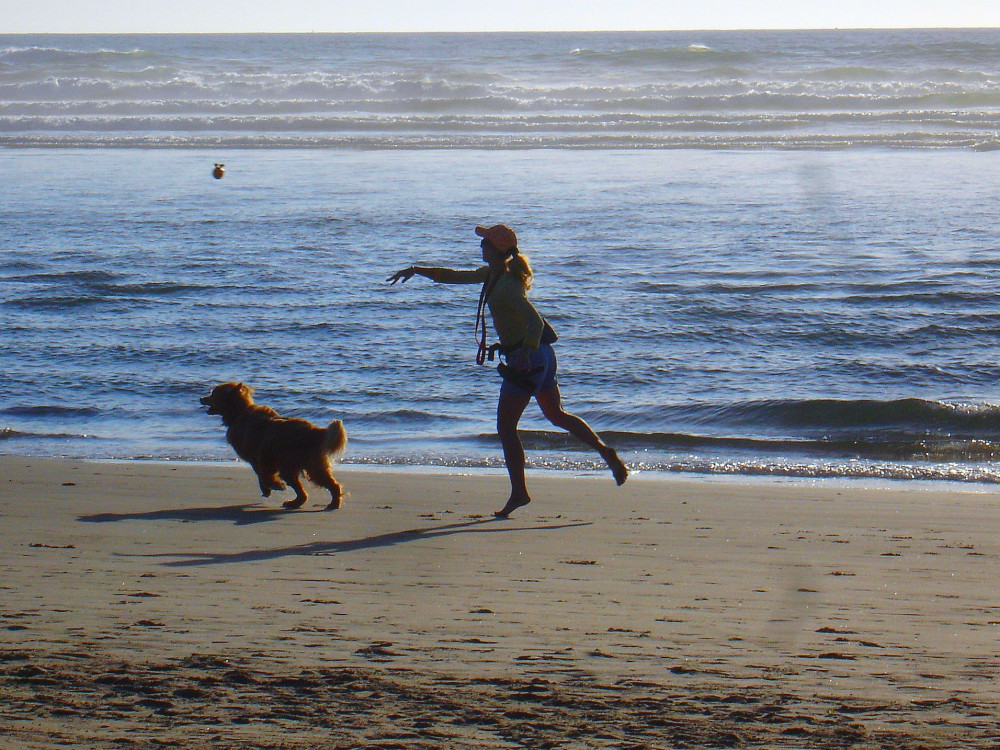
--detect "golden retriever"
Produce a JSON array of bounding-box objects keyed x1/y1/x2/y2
[{"x1": 200, "y1": 382, "x2": 347, "y2": 511}]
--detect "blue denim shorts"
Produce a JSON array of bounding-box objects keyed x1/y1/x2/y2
[{"x1": 499, "y1": 343, "x2": 558, "y2": 398}]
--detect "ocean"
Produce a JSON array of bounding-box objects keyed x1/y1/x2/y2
[{"x1": 3, "y1": 30, "x2": 1000, "y2": 485}]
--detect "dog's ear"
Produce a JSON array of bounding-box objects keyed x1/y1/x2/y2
[{"x1": 238, "y1": 383, "x2": 254, "y2": 398}]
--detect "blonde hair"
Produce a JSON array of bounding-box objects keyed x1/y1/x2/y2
[{"x1": 507, "y1": 252, "x2": 533, "y2": 290}]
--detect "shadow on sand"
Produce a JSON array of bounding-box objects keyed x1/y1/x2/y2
[
  {"x1": 78, "y1": 503, "x2": 311, "y2": 526},
  {"x1": 118, "y1": 517, "x2": 593, "y2": 567}
]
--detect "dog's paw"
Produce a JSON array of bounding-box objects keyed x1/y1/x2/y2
[
  {"x1": 282, "y1": 498, "x2": 306, "y2": 510},
  {"x1": 324, "y1": 498, "x2": 342, "y2": 511},
  {"x1": 259, "y1": 479, "x2": 285, "y2": 498}
]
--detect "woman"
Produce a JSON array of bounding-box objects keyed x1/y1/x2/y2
[{"x1": 387, "y1": 224, "x2": 628, "y2": 517}]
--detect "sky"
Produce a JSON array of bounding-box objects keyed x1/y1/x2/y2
[{"x1": 4, "y1": 0, "x2": 1000, "y2": 34}]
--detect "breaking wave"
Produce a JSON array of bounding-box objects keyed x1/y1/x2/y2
[{"x1": 3, "y1": 30, "x2": 1000, "y2": 150}]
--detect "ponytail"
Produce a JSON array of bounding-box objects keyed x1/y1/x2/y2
[{"x1": 507, "y1": 251, "x2": 533, "y2": 290}]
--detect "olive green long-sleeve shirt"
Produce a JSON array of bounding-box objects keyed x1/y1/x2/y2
[{"x1": 426, "y1": 265, "x2": 546, "y2": 349}]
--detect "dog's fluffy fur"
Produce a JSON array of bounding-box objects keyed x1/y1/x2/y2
[{"x1": 200, "y1": 382, "x2": 347, "y2": 511}]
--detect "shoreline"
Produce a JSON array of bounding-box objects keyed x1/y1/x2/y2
[
  {"x1": 6, "y1": 451, "x2": 1000, "y2": 494},
  {"x1": 3, "y1": 455, "x2": 1000, "y2": 747}
]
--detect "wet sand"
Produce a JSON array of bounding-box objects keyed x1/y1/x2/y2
[{"x1": 2, "y1": 456, "x2": 999, "y2": 748}]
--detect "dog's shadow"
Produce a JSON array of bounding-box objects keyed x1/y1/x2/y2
[
  {"x1": 78, "y1": 504, "x2": 297, "y2": 526},
  {"x1": 117, "y1": 517, "x2": 593, "y2": 567}
]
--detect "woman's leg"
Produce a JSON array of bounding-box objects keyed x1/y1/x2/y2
[
  {"x1": 536, "y1": 385, "x2": 628, "y2": 485},
  {"x1": 495, "y1": 389, "x2": 533, "y2": 517}
]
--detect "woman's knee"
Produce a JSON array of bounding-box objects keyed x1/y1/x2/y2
[
  {"x1": 496, "y1": 417, "x2": 519, "y2": 439},
  {"x1": 542, "y1": 405, "x2": 572, "y2": 429}
]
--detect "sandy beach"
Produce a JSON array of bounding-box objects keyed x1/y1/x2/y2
[{"x1": 2, "y1": 456, "x2": 1000, "y2": 748}]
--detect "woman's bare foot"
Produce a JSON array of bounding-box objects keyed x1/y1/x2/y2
[
  {"x1": 602, "y1": 447, "x2": 628, "y2": 486},
  {"x1": 494, "y1": 495, "x2": 531, "y2": 518}
]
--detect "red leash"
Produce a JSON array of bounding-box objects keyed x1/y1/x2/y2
[{"x1": 475, "y1": 270, "x2": 501, "y2": 365}]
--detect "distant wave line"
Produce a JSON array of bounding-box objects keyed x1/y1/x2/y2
[
  {"x1": 3, "y1": 133, "x2": 997, "y2": 150},
  {"x1": 3, "y1": 109, "x2": 999, "y2": 128},
  {"x1": 4, "y1": 85, "x2": 1000, "y2": 112}
]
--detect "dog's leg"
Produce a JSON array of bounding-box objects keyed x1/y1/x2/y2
[
  {"x1": 250, "y1": 461, "x2": 285, "y2": 497},
  {"x1": 308, "y1": 463, "x2": 344, "y2": 511},
  {"x1": 323, "y1": 482, "x2": 344, "y2": 511},
  {"x1": 281, "y1": 471, "x2": 308, "y2": 510},
  {"x1": 258, "y1": 474, "x2": 274, "y2": 497},
  {"x1": 255, "y1": 466, "x2": 285, "y2": 498}
]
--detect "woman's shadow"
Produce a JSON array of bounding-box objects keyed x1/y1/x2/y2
[
  {"x1": 83, "y1": 505, "x2": 592, "y2": 567},
  {"x1": 154, "y1": 518, "x2": 591, "y2": 567}
]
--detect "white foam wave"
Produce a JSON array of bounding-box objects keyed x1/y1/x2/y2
[
  {"x1": 1, "y1": 133, "x2": 995, "y2": 151},
  {"x1": 638, "y1": 458, "x2": 1000, "y2": 485},
  {"x1": 329, "y1": 453, "x2": 1000, "y2": 485},
  {"x1": 2, "y1": 108, "x2": 997, "y2": 150},
  {"x1": 0, "y1": 45, "x2": 152, "y2": 65},
  {"x1": 3, "y1": 31, "x2": 1000, "y2": 150},
  {"x1": 4, "y1": 74, "x2": 999, "y2": 107}
]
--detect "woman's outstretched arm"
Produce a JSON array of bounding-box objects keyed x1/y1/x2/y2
[{"x1": 387, "y1": 265, "x2": 489, "y2": 285}]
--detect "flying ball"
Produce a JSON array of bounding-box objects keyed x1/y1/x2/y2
[{"x1": 212, "y1": 163, "x2": 225, "y2": 180}]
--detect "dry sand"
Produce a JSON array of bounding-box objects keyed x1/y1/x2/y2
[{"x1": 2, "y1": 455, "x2": 1000, "y2": 748}]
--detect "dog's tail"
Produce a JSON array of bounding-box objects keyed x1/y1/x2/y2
[{"x1": 323, "y1": 419, "x2": 347, "y2": 458}]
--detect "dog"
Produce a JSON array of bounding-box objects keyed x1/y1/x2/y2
[{"x1": 200, "y1": 382, "x2": 347, "y2": 511}]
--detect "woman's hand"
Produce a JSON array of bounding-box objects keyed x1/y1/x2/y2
[{"x1": 387, "y1": 266, "x2": 416, "y2": 285}]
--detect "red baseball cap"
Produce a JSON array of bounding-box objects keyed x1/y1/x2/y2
[{"x1": 475, "y1": 224, "x2": 517, "y2": 252}]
